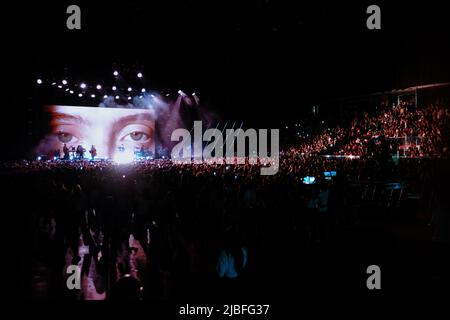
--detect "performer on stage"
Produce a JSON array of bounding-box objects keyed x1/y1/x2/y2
[
  {"x1": 89, "y1": 145, "x2": 97, "y2": 160},
  {"x1": 76, "y1": 145, "x2": 85, "y2": 160},
  {"x1": 63, "y1": 144, "x2": 70, "y2": 160}
]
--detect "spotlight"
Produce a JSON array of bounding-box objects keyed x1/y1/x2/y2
[
  {"x1": 166, "y1": 93, "x2": 170, "y2": 97},
  {"x1": 139, "y1": 96, "x2": 143, "y2": 99},
  {"x1": 80, "y1": 83, "x2": 87, "y2": 89},
  {"x1": 36, "y1": 79, "x2": 43, "y2": 84},
  {"x1": 96, "y1": 84, "x2": 102, "y2": 90},
  {"x1": 112, "y1": 86, "x2": 117, "y2": 91},
  {"x1": 91, "y1": 94, "x2": 96, "y2": 98},
  {"x1": 141, "y1": 88, "x2": 146, "y2": 93},
  {"x1": 51, "y1": 82, "x2": 56, "y2": 86},
  {"x1": 128, "y1": 96, "x2": 132, "y2": 100},
  {"x1": 69, "y1": 90, "x2": 74, "y2": 94},
  {"x1": 137, "y1": 72, "x2": 143, "y2": 78},
  {"x1": 178, "y1": 90, "x2": 183, "y2": 95},
  {"x1": 127, "y1": 87, "x2": 132, "y2": 92},
  {"x1": 65, "y1": 88, "x2": 69, "y2": 91},
  {"x1": 57, "y1": 85, "x2": 63, "y2": 89},
  {"x1": 150, "y1": 94, "x2": 156, "y2": 98},
  {"x1": 192, "y1": 92, "x2": 196, "y2": 96},
  {"x1": 78, "y1": 93, "x2": 83, "y2": 97},
  {"x1": 103, "y1": 94, "x2": 108, "y2": 99},
  {"x1": 62, "y1": 80, "x2": 68, "y2": 85},
  {"x1": 113, "y1": 70, "x2": 119, "y2": 76},
  {"x1": 115, "y1": 95, "x2": 120, "y2": 99}
]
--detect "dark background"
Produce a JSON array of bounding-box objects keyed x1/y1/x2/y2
[
  {"x1": 1, "y1": 1, "x2": 450, "y2": 308},
  {"x1": 2, "y1": 0, "x2": 450, "y2": 159}
]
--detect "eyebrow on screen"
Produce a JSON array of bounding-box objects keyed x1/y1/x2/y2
[
  {"x1": 114, "y1": 112, "x2": 155, "y2": 127},
  {"x1": 52, "y1": 112, "x2": 87, "y2": 125},
  {"x1": 115, "y1": 113, "x2": 155, "y2": 125}
]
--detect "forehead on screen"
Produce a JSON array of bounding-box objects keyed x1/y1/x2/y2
[{"x1": 46, "y1": 105, "x2": 155, "y2": 121}]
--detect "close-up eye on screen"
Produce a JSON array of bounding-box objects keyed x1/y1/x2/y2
[{"x1": 1, "y1": 0, "x2": 450, "y2": 317}]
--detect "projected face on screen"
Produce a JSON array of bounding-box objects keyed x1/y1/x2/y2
[{"x1": 42, "y1": 105, "x2": 155, "y2": 162}]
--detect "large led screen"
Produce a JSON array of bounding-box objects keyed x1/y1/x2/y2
[{"x1": 36, "y1": 105, "x2": 156, "y2": 162}]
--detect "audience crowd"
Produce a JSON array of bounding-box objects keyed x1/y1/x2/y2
[
  {"x1": 2, "y1": 101, "x2": 449, "y2": 300},
  {"x1": 288, "y1": 102, "x2": 450, "y2": 158}
]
